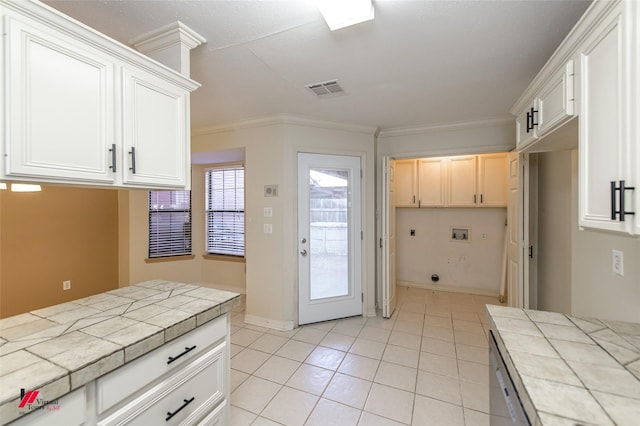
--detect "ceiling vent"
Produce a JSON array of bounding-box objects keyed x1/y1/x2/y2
[{"x1": 306, "y1": 80, "x2": 344, "y2": 97}]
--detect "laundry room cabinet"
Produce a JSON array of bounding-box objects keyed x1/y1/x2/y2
[
  {"x1": 0, "y1": 0, "x2": 199, "y2": 189},
  {"x1": 394, "y1": 153, "x2": 507, "y2": 208}
]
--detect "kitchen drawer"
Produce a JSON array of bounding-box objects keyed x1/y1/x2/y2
[
  {"x1": 98, "y1": 341, "x2": 226, "y2": 426},
  {"x1": 9, "y1": 387, "x2": 85, "y2": 426},
  {"x1": 96, "y1": 314, "x2": 226, "y2": 414},
  {"x1": 197, "y1": 400, "x2": 227, "y2": 426}
]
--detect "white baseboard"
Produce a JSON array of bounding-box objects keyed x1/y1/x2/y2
[
  {"x1": 244, "y1": 314, "x2": 294, "y2": 331},
  {"x1": 397, "y1": 280, "x2": 500, "y2": 298}
]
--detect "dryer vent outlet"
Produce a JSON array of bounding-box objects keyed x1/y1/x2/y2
[{"x1": 431, "y1": 274, "x2": 439, "y2": 282}]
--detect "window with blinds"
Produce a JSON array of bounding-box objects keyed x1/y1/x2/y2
[
  {"x1": 206, "y1": 165, "x2": 245, "y2": 256},
  {"x1": 148, "y1": 190, "x2": 192, "y2": 258}
]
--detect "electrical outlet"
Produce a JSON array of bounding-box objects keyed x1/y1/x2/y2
[
  {"x1": 63, "y1": 280, "x2": 71, "y2": 291},
  {"x1": 264, "y1": 223, "x2": 273, "y2": 234},
  {"x1": 612, "y1": 250, "x2": 624, "y2": 276}
]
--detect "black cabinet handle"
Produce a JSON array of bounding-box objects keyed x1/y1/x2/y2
[
  {"x1": 167, "y1": 345, "x2": 196, "y2": 365},
  {"x1": 480, "y1": 194, "x2": 484, "y2": 204},
  {"x1": 610, "y1": 180, "x2": 636, "y2": 221},
  {"x1": 473, "y1": 194, "x2": 477, "y2": 204},
  {"x1": 109, "y1": 144, "x2": 116, "y2": 172},
  {"x1": 526, "y1": 107, "x2": 539, "y2": 133},
  {"x1": 129, "y1": 147, "x2": 136, "y2": 174},
  {"x1": 525, "y1": 111, "x2": 531, "y2": 134},
  {"x1": 165, "y1": 397, "x2": 194, "y2": 421}
]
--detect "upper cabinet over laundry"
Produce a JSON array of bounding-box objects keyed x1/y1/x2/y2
[
  {"x1": 0, "y1": 0, "x2": 200, "y2": 190},
  {"x1": 511, "y1": 0, "x2": 639, "y2": 236},
  {"x1": 395, "y1": 153, "x2": 507, "y2": 209}
]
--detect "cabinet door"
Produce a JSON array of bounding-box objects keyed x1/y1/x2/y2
[
  {"x1": 537, "y1": 61, "x2": 575, "y2": 136},
  {"x1": 478, "y1": 154, "x2": 507, "y2": 207},
  {"x1": 122, "y1": 67, "x2": 189, "y2": 188},
  {"x1": 515, "y1": 101, "x2": 538, "y2": 150},
  {"x1": 394, "y1": 160, "x2": 418, "y2": 207},
  {"x1": 4, "y1": 14, "x2": 115, "y2": 183},
  {"x1": 579, "y1": 1, "x2": 629, "y2": 233},
  {"x1": 448, "y1": 156, "x2": 477, "y2": 207},
  {"x1": 417, "y1": 158, "x2": 446, "y2": 207}
]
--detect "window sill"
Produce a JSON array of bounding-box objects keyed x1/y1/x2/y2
[
  {"x1": 145, "y1": 255, "x2": 195, "y2": 263},
  {"x1": 203, "y1": 254, "x2": 245, "y2": 263}
]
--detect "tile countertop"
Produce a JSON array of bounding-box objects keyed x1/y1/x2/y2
[
  {"x1": 486, "y1": 305, "x2": 640, "y2": 426},
  {"x1": 0, "y1": 280, "x2": 240, "y2": 424}
]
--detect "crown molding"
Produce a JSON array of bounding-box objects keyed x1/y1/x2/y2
[
  {"x1": 193, "y1": 114, "x2": 378, "y2": 136},
  {"x1": 377, "y1": 116, "x2": 514, "y2": 138}
]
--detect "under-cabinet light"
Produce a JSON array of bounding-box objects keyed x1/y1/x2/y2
[
  {"x1": 317, "y1": 0, "x2": 374, "y2": 31},
  {"x1": 10, "y1": 183, "x2": 42, "y2": 192}
]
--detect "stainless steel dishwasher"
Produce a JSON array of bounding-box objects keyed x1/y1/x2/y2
[{"x1": 489, "y1": 330, "x2": 531, "y2": 425}]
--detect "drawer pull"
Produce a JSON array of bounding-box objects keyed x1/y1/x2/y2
[
  {"x1": 165, "y1": 397, "x2": 194, "y2": 421},
  {"x1": 167, "y1": 345, "x2": 196, "y2": 365}
]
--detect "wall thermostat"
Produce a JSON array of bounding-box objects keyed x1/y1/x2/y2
[{"x1": 264, "y1": 185, "x2": 278, "y2": 197}]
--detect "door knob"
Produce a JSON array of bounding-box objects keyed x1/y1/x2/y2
[
  {"x1": 300, "y1": 249, "x2": 308, "y2": 256},
  {"x1": 301, "y1": 238, "x2": 307, "y2": 244}
]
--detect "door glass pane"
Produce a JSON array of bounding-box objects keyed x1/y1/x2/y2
[{"x1": 309, "y1": 168, "x2": 349, "y2": 300}]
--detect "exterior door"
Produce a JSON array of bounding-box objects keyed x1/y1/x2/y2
[
  {"x1": 381, "y1": 157, "x2": 397, "y2": 318},
  {"x1": 298, "y1": 153, "x2": 362, "y2": 325}
]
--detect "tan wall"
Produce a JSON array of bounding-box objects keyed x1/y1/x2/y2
[
  {"x1": 396, "y1": 207, "x2": 507, "y2": 294},
  {"x1": 536, "y1": 150, "x2": 573, "y2": 314},
  {"x1": 0, "y1": 186, "x2": 119, "y2": 318},
  {"x1": 192, "y1": 118, "x2": 376, "y2": 328}
]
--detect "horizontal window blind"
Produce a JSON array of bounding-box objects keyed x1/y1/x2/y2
[
  {"x1": 206, "y1": 166, "x2": 244, "y2": 256},
  {"x1": 148, "y1": 190, "x2": 192, "y2": 258}
]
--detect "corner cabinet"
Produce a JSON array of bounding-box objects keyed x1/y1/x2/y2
[
  {"x1": 0, "y1": 0, "x2": 199, "y2": 189},
  {"x1": 578, "y1": 0, "x2": 638, "y2": 235}
]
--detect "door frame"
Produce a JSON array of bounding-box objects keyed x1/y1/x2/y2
[{"x1": 296, "y1": 150, "x2": 366, "y2": 326}]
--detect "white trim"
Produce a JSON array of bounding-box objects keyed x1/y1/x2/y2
[
  {"x1": 378, "y1": 117, "x2": 514, "y2": 138},
  {"x1": 510, "y1": 0, "x2": 619, "y2": 114},
  {"x1": 397, "y1": 280, "x2": 500, "y2": 298},
  {"x1": 130, "y1": 21, "x2": 207, "y2": 52},
  {"x1": 2, "y1": 0, "x2": 199, "y2": 91},
  {"x1": 193, "y1": 114, "x2": 377, "y2": 136},
  {"x1": 244, "y1": 314, "x2": 294, "y2": 331}
]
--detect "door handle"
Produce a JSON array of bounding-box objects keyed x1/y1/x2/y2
[{"x1": 300, "y1": 249, "x2": 308, "y2": 256}]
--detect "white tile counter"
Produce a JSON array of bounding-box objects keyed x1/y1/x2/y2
[
  {"x1": 486, "y1": 305, "x2": 640, "y2": 426},
  {"x1": 0, "y1": 280, "x2": 240, "y2": 425}
]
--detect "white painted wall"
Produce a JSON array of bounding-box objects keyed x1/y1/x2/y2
[
  {"x1": 191, "y1": 116, "x2": 376, "y2": 329},
  {"x1": 396, "y1": 207, "x2": 507, "y2": 294},
  {"x1": 536, "y1": 150, "x2": 573, "y2": 314}
]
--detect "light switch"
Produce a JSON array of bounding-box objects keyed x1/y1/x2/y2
[
  {"x1": 264, "y1": 223, "x2": 273, "y2": 234},
  {"x1": 264, "y1": 207, "x2": 273, "y2": 217}
]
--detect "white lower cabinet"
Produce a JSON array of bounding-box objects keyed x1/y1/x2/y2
[
  {"x1": 96, "y1": 315, "x2": 229, "y2": 426},
  {"x1": 97, "y1": 342, "x2": 226, "y2": 426},
  {"x1": 8, "y1": 387, "x2": 86, "y2": 426}
]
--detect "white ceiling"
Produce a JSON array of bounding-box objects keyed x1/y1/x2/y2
[{"x1": 44, "y1": 0, "x2": 591, "y2": 131}]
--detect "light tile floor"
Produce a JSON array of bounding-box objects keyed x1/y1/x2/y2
[{"x1": 229, "y1": 286, "x2": 506, "y2": 426}]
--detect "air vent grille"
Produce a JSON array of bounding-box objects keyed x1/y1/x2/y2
[{"x1": 306, "y1": 80, "x2": 344, "y2": 96}]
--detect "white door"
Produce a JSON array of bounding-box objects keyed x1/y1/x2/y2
[
  {"x1": 381, "y1": 157, "x2": 397, "y2": 318},
  {"x1": 507, "y1": 152, "x2": 523, "y2": 308},
  {"x1": 298, "y1": 153, "x2": 362, "y2": 325}
]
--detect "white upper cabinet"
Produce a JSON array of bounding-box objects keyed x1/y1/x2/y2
[
  {"x1": 448, "y1": 155, "x2": 477, "y2": 207},
  {"x1": 122, "y1": 67, "x2": 189, "y2": 187},
  {"x1": 511, "y1": 0, "x2": 639, "y2": 235},
  {"x1": 0, "y1": 0, "x2": 199, "y2": 189},
  {"x1": 514, "y1": 61, "x2": 575, "y2": 151},
  {"x1": 394, "y1": 160, "x2": 418, "y2": 207},
  {"x1": 578, "y1": 0, "x2": 636, "y2": 234},
  {"x1": 4, "y1": 13, "x2": 116, "y2": 183},
  {"x1": 478, "y1": 153, "x2": 508, "y2": 207},
  {"x1": 417, "y1": 158, "x2": 446, "y2": 207}
]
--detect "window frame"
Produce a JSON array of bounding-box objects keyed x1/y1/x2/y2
[
  {"x1": 205, "y1": 163, "x2": 245, "y2": 258},
  {"x1": 147, "y1": 190, "x2": 192, "y2": 259}
]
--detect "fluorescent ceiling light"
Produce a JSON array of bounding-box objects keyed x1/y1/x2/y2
[
  {"x1": 317, "y1": 0, "x2": 374, "y2": 31},
  {"x1": 10, "y1": 183, "x2": 42, "y2": 192}
]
